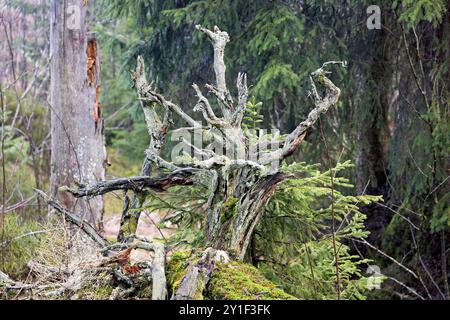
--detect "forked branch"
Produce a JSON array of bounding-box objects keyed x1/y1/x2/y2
[{"x1": 259, "y1": 62, "x2": 345, "y2": 165}]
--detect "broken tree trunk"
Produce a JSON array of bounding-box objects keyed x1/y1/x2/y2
[{"x1": 50, "y1": 0, "x2": 106, "y2": 229}]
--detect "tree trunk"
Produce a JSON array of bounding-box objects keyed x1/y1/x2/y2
[
  {"x1": 355, "y1": 14, "x2": 395, "y2": 196},
  {"x1": 206, "y1": 169, "x2": 290, "y2": 259},
  {"x1": 50, "y1": 0, "x2": 106, "y2": 229}
]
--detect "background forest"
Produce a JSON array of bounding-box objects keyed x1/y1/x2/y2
[{"x1": 0, "y1": 0, "x2": 449, "y2": 300}]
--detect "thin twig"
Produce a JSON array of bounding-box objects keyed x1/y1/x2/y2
[
  {"x1": 319, "y1": 117, "x2": 341, "y2": 300},
  {"x1": 0, "y1": 80, "x2": 6, "y2": 269},
  {"x1": 352, "y1": 237, "x2": 432, "y2": 299}
]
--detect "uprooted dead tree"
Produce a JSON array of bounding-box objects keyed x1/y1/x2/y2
[{"x1": 1, "y1": 26, "x2": 344, "y2": 300}]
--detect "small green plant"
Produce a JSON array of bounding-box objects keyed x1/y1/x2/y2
[
  {"x1": 243, "y1": 97, "x2": 264, "y2": 132},
  {"x1": 257, "y1": 161, "x2": 383, "y2": 299}
]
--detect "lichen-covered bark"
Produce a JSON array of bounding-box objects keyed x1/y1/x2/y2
[
  {"x1": 116, "y1": 56, "x2": 173, "y2": 242},
  {"x1": 206, "y1": 172, "x2": 291, "y2": 259},
  {"x1": 66, "y1": 25, "x2": 342, "y2": 255}
]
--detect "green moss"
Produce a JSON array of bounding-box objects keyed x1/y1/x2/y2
[
  {"x1": 166, "y1": 251, "x2": 191, "y2": 293},
  {"x1": 166, "y1": 250, "x2": 208, "y2": 299},
  {"x1": 207, "y1": 262, "x2": 297, "y2": 300},
  {"x1": 195, "y1": 283, "x2": 206, "y2": 300},
  {"x1": 220, "y1": 197, "x2": 239, "y2": 222},
  {"x1": 119, "y1": 216, "x2": 138, "y2": 238},
  {"x1": 167, "y1": 251, "x2": 295, "y2": 300},
  {"x1": 136, "y1": 285, "x2": 153, "y2": 299},
  {"x1": 105, "y1": 236, "x2": 117, "y2": 243},
  {"x1": 93, "y1": 285, "x2": 114, "y2": 299},
  {"x1": 221, "y1": 197, "x2": 240, "y2": 210}
]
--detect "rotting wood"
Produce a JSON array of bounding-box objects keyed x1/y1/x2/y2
[
  {"x1": 172, "y1": 248, "x2": 229, "y2": 300},
  {"x1": 86, "y1": 37, "x2": 98, "y2": 87}
]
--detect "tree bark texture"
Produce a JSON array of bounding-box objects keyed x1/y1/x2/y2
[{"x1": 50, "y1": 0, "x2": 106, "y2": 229}]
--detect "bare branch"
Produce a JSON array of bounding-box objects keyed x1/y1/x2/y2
[
  {"x1": 133, "y1": 59, "x2": 228, "y2": 149},
  {"x1": 205, "y1": 83, "x2": 233, "y2": 111},
  {"x1": 196, "y1": 25, "x2": 233, "y2": 119},
  {"x1": 192, "y1": 83, "x2": 227, "y2": 127},
  {"x1": 226, "y1": 159, "x2": 265, "y2": 172},
  {"x1": 186, "y1": 156, "x2": 228, "y2": 170},
  {"x1": 180, "y1": 137, "x2": 217, "y2": 160},
  {"x1": 60, "y1": 169, "x2": 199, "y2": 198},
  {"x1": 195, "y1": 25, "x2": 230, "y2": 94},
  {"x1": 259, "y1": 62, "x2": 344, "y2": 164},
  {"x1": 171, "y1": 126, "x2": 208, "y2": 134},
  {"x1": 34, "y1": 189, "x2": 108, "y2": 248},
  {"x1": 134, "y1": 56, "x2": 202, "y2": 128},
  {"x1": 145, "y1": 149, "x2": 180, "y2": 171},
  {"x1": 231, "y1": 72, "x2": 248, "y2": 126}
]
